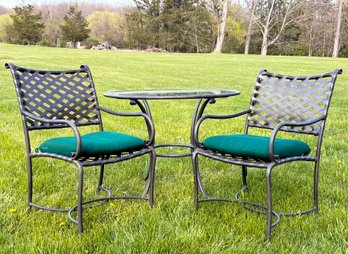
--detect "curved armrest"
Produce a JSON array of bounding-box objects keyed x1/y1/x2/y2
[
  {"x1": 268, "y1": 115, "x2": 326, "y2": 161},
  {"x1": 97, "y1": 106, "x2": 155, "y2": 146},
  {"x1": 193, "y1": 109, "x2": 251, "y2": 146},
  {"x1": 21, "y1": 110, "x2": 82, "y2": 159}
]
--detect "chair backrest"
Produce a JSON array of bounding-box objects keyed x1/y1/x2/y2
[
  {"x1": 246, "y1": 69, "x2": 342, "y2": 135},
  {"x1": 6, "y1": 63, "x2": 102, "y2": 131}
]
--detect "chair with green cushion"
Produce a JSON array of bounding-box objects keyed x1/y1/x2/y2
[
  {"x1": 192, "y1": 69, "x2": 342, "y2": 240},
  {"x1": 6, "y1": 63, "x2": 156, "y2": 233}
]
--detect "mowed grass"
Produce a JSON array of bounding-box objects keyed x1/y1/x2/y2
[{"x1": 0, "y1": 43, "x2": 347, "y2": 253}]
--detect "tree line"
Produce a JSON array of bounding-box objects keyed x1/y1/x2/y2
[{"x1": 0, "y1": 0, "x2": 347, "y2": 57}]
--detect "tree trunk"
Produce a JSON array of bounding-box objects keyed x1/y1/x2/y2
[
  {"x1": 261, "y1": 30, "x2": 268, "y2": 56},
  {"x1": 308, "y1": 33, "x2": 313, "y2": 57},
  {"x1": 244, "y1": 0, "x2": 256, "y2": 55},
  {"x1": 195, "y1": 31, "x2": 199, "y2": 53},
  {"x1": 308, "y1": 21, "x2": 314, "y2": 57},
  {"x1": 260, "y1": 0, "x2": 275, "y2": 56},
  {"x1": 214, "y1": 0, "x2": 228, "y2": 53},
  {"x1": 332, "y1": 0, "x2": 344, "y2": 57}
]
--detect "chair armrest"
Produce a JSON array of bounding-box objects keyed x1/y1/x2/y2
[
  {"x1": 268, "y1": 115, "x2": 326, "y2": 161},
  {"x1": 21, "y1": 110, "x2": 82, "y2": 159},
  {"x1": 97, "y1": 106, "x2": 155, "y2": 146},
  {"x1": 193, "y1": 109, "x2": 251, "y2": 146}
]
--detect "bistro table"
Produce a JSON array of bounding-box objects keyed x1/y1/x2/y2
[
  {"x1": 104, "y1": 89, "x2": 240, "y2": 155},
  {"x1": 104, "y1": 89, "x2": 240, "y2": 194}
]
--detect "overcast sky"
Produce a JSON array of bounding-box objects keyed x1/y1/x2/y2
[{"x1": 1, "y1": 0, "x2": 132, "y2": 7}]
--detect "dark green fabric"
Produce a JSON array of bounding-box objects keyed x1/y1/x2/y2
[
  {"x1": 38, "y1": 131, "x2": 146, "y2": 157},
  {"x1": 203, "y1": 134, "x2": 310, "y2": 161}
]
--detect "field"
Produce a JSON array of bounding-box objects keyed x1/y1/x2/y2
[{"x1": 0, "y1": 43, "x2": 347, "y2": 253}]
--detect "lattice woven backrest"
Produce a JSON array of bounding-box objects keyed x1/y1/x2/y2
[
  {"x1": 247, "y1": 69, "x2": 342, "y2": 135},
  {"x1": 7, "y1": 63, "x2": 101, "y2": 130}
]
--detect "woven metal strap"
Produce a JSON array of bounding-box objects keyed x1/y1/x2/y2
[
  {"x1": 12, "y1": 66, "x2": 100, "y2": 130},
  {"x1": 247, "y1": 70, "x2": 339, "y2": 135}
]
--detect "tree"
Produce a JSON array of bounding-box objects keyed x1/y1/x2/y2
[
  {"x1": 10, "y1": 4, "x2": 44, "y2": 45},
  {"x1": 127, "y1": 0, "x2": 214, "y2": 52},
  {"x1": 60, "y1": 6, "x2": 90, "y2": 47},
  {"x1": 255, "y1": 0, "x2": 299, "y2": 55},
  {"x1": 126, "y1": 10, "x2": 154, "y2": 49},
  {"x1": 126, "y1": 0, "x2": 161, "y2": 49},
  {"x1": 186, "y1": 6, "x2": 215, "y2": 53},
  {"x1": 41, "y1": 18, "x2": 62, "y2": 47},
  {"x1": 160, "y1": 0, "x2": 214, "y2": 52},
  {"x1": 0, "y1": 14, "x2": 13, "y2": 43},
  {"x1": 332, "y1": 0, "x2": 346, "y2": 57},
  {"x1": 222, "y1": 5, "x2": 245, "y2": 53},
  {"x1": 244, "y1": 0, "x2": 257, "y2": 54},
  {"x1": 87, "y1": 11, "x2": 123, "y2": 47},
  {"x1": 213, "y1": 0, "x2": 229, "y2": 53},
  {"x1": 295, "y1": 0, "x2": 334, "y2": 57}
]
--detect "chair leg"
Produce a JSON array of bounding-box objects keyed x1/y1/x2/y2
[
  {"x1": 97, "y1": 164, "x2": 105, "y2": 192},
  {"x1": 27, "y1": 156, "x2": 33, "y2": 209},
  {"x1": 192, "y1": 152, "x2": 199, "y2": 211},
  {"x1": 242, "y1": 165, "x2": 248, "y2": 192},
  {"x1": 313, "y1": 160, "x2": 320, "y2": 213},
  {"x1": 148, "y1": 150, "x2": 156, "y2": 208},
  {"x1": 76, "y1": 163, "x2": 84, "y2": 234},
  {"x1": 266, "y1": 164, "x2": 274, "y2": 241}
]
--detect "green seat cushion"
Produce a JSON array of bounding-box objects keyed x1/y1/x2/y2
[
  {"x1": 38, "y1": 131, "x2": 146, "y2": 158},
  {"x1": 203, "y1": 134, "x2": 310, "y2": 161}
]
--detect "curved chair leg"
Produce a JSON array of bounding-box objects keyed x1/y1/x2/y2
[
  {"x1": 192, "y1": 151, "x2": 199, "y2": 210},
  {"x1": 97, "y1": 164, "x2": 105, "y2": 192},
  {"x1": 27, "y1": 156, "x2": 33, "y2": 209},
  {"x1": 75, "y1": 162, "x2": 84, "y2": 234},
  {"x1": 266, "y1": 164, "x2": 274, "y2": 241}
]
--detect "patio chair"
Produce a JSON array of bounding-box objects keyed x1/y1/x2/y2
[
  {"x1": 191, "y1": 68, "x2": 342, "y2": 240},
  {"x1": 6, "y1": 63, "x2": 156, "y2": 233}
]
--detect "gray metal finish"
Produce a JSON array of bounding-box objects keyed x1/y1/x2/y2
[
  {"x1": 6, "y1": 63, "x2": 156, "y2": 233},
  {"x1": 104, "y1": 89, "x2": 240, "y2": 159},
  {"x1": 191, "y1": 69, "x2": 342, "y2": 240}
]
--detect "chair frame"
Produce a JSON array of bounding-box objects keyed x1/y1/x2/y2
[
  {"x1": 191, "y1": 68, "x2": 342, "y2": 240},
  {"x1": 6, "y1": 63, "x2": 156, "y2": 233}
]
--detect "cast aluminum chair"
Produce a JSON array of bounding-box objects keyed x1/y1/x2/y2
[
  {"x1": 6, "y1": 63, "x2": 156, "y2": 233},
  {"x1": 192, "y1": 69, "x2": 342, "y2": 240}
]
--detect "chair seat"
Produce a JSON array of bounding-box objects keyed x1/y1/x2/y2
[
  {"x1": 203, "y1": 134, "x2": 310, "y2": 161},
  {"x1": 38, "y1": 131, "x2": 146, "y2": 158}
]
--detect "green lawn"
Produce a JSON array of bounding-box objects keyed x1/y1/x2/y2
[{"x1": 0, "y1": 43, "x2": 347, "y2": 253}]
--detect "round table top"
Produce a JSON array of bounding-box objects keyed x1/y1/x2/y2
[{"x1": 104, "y1": 89, "x2": 240, "y2": 100}]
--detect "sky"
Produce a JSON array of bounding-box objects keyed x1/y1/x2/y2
[{"x1": 1, "y1": 0, "x2": 132, "y2": 8}]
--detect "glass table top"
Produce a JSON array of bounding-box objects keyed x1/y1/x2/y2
[{"x1": 104, "y1": 89, "x2": 240, "y2": 100}]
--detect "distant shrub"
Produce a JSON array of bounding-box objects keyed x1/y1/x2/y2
[
  {"x1": 39, "y1": 40, "x2": 52, "y2": 47},
  {"x1": 82, "y1": 38, "x2": 101, "y2": 49}
]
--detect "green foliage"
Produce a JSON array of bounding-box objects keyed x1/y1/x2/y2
[
  {"x1": 9, "y1": 4, "x2": 44, "y2": 45},
  {"x1": 125, "y1": 11, "x2": 154, "y2": 49},
  {"x1": 41, "y1": 19, "x2": 62, "y2": 47},
  {"x1": 0, "y1": 14, "x2": 13, "y2": 43},
  {"x1": 222, "y1": 6, "x2": 245, "y2": 54},
  {"x1": 87, "y1": 11, "x2": 124, "y2": 47},
  {"x1": 268, "y1": 41, "x2": 309, "y2": 56},
  {"x1": 126, "y1": 0, "x2": 215, "y2": 52},
  {"x1": 82, "y1": 38, "x2": 101, "y2": 49},
  {"x1": 60, "y1": 6, "x2": 90, "y2": 46},
  {"x1": 339, "y1": 42, "x2": 348, "y2": 57}
]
